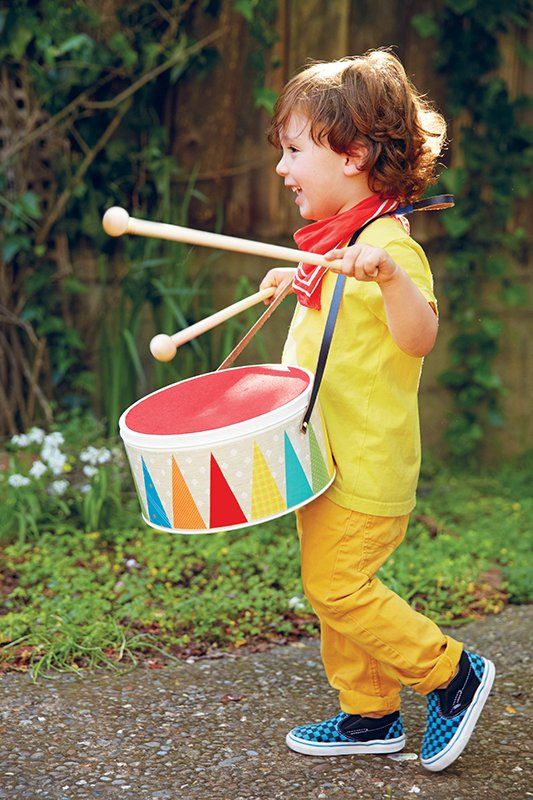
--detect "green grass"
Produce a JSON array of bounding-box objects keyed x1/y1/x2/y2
[{"x1": 0, "y1": 429, "x2": 531, "y2": 679}]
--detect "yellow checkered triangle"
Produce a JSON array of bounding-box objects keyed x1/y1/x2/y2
[{"x1": 251, "y1": 442, "x2": 286, "y2": 520}]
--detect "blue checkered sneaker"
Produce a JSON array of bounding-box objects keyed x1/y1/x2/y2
[
  {"x1": 421, "y1": 650, "x2": 495, "y2": 771},
  {"x1": 286, "y1": 711, "x2": 405, "y2": 756}
]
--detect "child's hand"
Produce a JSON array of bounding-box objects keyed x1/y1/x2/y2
[
  {"x1": 259, "y1": 267, "x2": 297, "y2": 305},
  {"x1": 324, "y1": 244, "x2": 399, "y2": 284}
]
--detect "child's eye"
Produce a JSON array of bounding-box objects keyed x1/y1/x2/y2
[{"x1": 289, "y1": 146, "x2": 299, "y2": 153}]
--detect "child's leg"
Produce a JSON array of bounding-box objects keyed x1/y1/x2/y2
[
  {"x1": 319, "y1": 620, "x2": 402, "y2": 715},
  {"x1": 296, "y1": 493, "x2": 463, "y2": 711},
  {"x1": 296, "y1": 509, "x2": 402, "y2": 716}
]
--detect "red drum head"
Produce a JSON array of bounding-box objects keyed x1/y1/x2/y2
[{"x1": 125, "y1": 365, "x2": 311, "y2": 435}]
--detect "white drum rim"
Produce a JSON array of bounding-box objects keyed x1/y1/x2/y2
[
  {"x1": 139, "y1": 469, "x2": 336, "y2": 534},
  {"x1": 119, "y1": 364, "x2": 315, "y2": 450},
  {"x1": 122, "y1": 399, "x2": 317, "y2": 454}
]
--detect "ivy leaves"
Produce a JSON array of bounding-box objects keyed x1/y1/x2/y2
[{"x1": 414, "y1": 0, "x2": 531, "y2": 460}]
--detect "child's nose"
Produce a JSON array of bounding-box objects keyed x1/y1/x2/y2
[{"x1": 276, "y1": 156, "x2": 288, "y2": 176}]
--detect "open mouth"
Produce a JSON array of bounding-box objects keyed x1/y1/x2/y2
[{"x1": 290, "y1": 186, "x2": 302, "y2": 200}]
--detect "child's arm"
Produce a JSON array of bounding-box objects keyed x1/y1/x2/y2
[{"x1": 324, "y1": 244, "x2": 438, "y2": 357}]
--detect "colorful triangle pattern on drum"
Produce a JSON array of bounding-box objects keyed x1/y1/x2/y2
[
  {"x1": 284, "y1": 432, "x2": 313, "y2": 507},
  {"x1": 128, "y1": 454, "x2": 149, "y2": 521},
  {"x1": 308, "y1": 422, "x2": 331, "y2": 492},
  {"x1": 172, "y1": 457, "x2": 206, "y2": 530},
  {"x1": 142, "y1": 457, "x2": 171, "y2": 528},
  {"x1": 251, "y1": 442, "x2": 286, "y2": 519},
  {"x1": 210, "y1": 454, "x2": 247, "y2": 529}
]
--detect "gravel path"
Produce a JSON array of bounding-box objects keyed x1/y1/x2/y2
[{"x1": 0, "y1": 605, "x2": 530, "y2": 800}]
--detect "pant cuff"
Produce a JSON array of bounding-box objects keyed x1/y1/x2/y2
[
  {"x1": 339, "y1": 691, "x2": 401, "y2": 715},
  {"x1": 412, "y1": 635, "x2": 463, "y2": 696}
]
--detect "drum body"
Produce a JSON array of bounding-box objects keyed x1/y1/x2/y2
[{"x1": 119, "y1": 364, "x2": 335, "y2": 534}]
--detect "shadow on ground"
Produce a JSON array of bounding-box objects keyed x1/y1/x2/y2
[{"x1": 0, "y1": 605, "x2": 530, "y2": 800}]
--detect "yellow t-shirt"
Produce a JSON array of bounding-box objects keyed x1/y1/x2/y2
[{"x1": 281, "y1": 216, "x2": 437, "y2": 516}]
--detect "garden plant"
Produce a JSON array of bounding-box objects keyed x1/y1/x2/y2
[{"x1": 0, "y1": 417, "x2": 530, "y2": 679}]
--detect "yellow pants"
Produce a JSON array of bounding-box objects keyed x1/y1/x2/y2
[{"x1": 295, "y1": 493, "x2": 463, "y2": 715}]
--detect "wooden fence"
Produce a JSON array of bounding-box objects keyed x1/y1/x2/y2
[{"x1": 1, "y1": 0, "x2": 531, "y2": 454}]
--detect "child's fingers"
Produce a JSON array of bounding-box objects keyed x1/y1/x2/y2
[
  {"x1": 359, "y1": 255, "x2": 379, "y2": 280},
  {"x1": 259, "y1": 269, "x2": 295, "y2": 304},
  {"x1": 324, "y1": 248, "x2": 347, "y2": 261},
  {"x1": 259, "y1": 273, "x2": 275, "y2": 303},
  {"x1": 325, "y1": 245, "x2": 363, "y2": 276}
]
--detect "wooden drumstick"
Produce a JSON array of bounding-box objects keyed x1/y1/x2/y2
[
  {"x1": 102, "y1": 206, "x2": 345, "y2": 271},
  {"x1": 150, "y1": 287, "x2": 276, "y2": 361}
]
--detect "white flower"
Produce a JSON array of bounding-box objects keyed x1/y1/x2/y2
[
  {"x1": 8, "y1": 474, "x2": 31, "y2": 487},
  {"x1": 408, "y1": 788, "x2": 421, "y2": 795},
  {"x1": 80, "y1": 484, "x2": 91, "y2": 494},
  {"x1": 51, "y1": 457, "x2": 67, "y2": 476},
  {"x1": 41, "y1": 441, "x2": 60, "y2": 459},
  {"x1": 80, "y1": 446, "x2": 99, "y2": 465},
  {"x1": 27, "y1": 427, "x2": 46, "y2": 444},
  {"x1": 44, "y1": 431, "x2": 64, "y2": 446},
  {"x1": 83, "y1": 465, "x2": 98, "y2": 478},
  {"x1": 47, "y1": 452, "x2": 67, "y2": 476},
  {"x1": 288, "y1": 595, "x2": 306, "y2": 611},
  {"x1": 10, "y1": 434, "x2": 30, "y2": 448},
  {"x1": 29, "y1": 460, "x2": 48, "y2": 479},
  {"x1": 125, "y1": 558, "x2": 140, "y2": 569},
  {"x1": 96, "y1": 448, "x2": 111, "y2": 464},
  {"x1": 49, "y1": 479, "x2": 69, "y2": 496},
  {"x1": 41, "y1": 442, "x2": 67, "y2": 475}
]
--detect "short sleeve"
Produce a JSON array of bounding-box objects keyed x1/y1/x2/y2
[{"x1": 362, "y1": 237, "x2": 437, "y2": 324}]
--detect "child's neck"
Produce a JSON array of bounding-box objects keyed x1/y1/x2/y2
[{"x1": 336, "y1": 180, "x2": 376, "y2": 217}]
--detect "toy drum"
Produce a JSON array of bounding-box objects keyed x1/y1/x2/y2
[{"x1": 119, "y1": 364, "x2": 335, "y2": 534}]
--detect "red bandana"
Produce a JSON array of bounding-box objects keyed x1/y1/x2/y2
[{"x1": 292, "y1": 195, "x2": 407, "y2": 310}]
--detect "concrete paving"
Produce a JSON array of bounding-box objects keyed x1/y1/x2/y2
[{"x1": 0, "y1": 605, "x2": 530, "y2": 800}]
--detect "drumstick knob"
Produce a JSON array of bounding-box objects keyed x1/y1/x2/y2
[
  {"x1": 150, "y1": 334, "x2": 177, "y2": 362},
  {"x1": 103, "y1": 206, "x2": 130, "y2": 237}
]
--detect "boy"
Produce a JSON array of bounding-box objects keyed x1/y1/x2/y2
[{"x1": 259, "y1": 50, "x2": 494, "y2": 772}]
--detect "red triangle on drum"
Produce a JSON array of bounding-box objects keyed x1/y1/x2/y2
[{"x1": 210, "y1": 454, "x2": 248, "y2": 529}]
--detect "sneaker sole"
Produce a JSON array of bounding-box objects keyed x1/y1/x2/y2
[
  {"x1": 421, "y1": 657, "x2": 495, "y2": 772},
  {"x1": 285, "y1": 732, "x2": 406, "y2": 757}
]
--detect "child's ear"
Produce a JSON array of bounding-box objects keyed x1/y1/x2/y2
[{"x1": 344, "y1": 144, "x2": 368, "y2": 176}]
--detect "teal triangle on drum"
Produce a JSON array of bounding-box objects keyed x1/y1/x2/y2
[
  {"x1": 308, "y1": 422, "x2": 330, "y2": 492},
  {"x1": 284, "y1": 432, "x2": 313, "y2": 507},
  {"x1": 142, "y1": 457, "x2": 171, "y2": 528}
]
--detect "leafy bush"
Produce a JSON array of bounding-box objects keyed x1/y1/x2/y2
[
  {"x1": 0, "y1": 416, "x2": 131, "y2": 541},
  {"x1": 1, "y1": 419, "x2": 531, "y2": 678}
]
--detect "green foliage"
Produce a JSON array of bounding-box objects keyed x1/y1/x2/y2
[
  {"x1": 0, "y1": 417, "x2": 132, "y2": 543},
  {"x1": 1, "y1": 421, "x2": 531, "y2": 676},
  {"x1": 412, "y1": 1, "x2": 531, "y2": 461},
  {"x1": 234, "y1": 0, "x2": 279, "y2": 112},
  {"x1": 1, "y1": 1, "x2": 279, "y2": 432}
]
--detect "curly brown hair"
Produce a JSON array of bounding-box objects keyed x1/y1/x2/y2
[{"x1": 267, "y1": 50, "x2": 446, "y2": 203}]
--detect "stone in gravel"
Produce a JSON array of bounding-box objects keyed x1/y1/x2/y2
[
  {"x1": 218, "y1": 755, "x2": 246, "y2": 767},
  {"x1": 387, "y1": 752, "x2": 418, "y2": 761}
]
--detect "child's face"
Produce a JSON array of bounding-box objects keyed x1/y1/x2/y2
[{"x1": 276, "y1": 113, "x2": 366, "y2": 221}]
